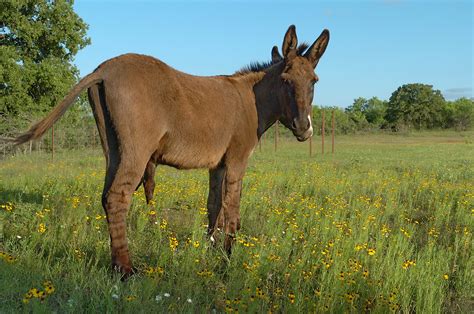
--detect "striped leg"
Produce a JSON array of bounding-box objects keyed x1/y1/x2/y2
[{"x1": 102, "y1": 158, "x2": 147, "y2": 279}]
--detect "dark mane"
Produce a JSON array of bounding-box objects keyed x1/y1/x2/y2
[{"x1": 235, "y1": 43, "x2": 309, "y2": 75}]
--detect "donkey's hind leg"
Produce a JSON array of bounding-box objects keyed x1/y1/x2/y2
[{"x1": 102, "y1": 154, "x2": 149, "y2": 279}]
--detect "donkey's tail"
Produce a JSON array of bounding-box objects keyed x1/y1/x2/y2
[{"x1": 11, "y1": 72, "x2": 102, "y2": 145}]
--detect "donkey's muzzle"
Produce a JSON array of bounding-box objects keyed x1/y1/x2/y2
[{"x1": 293, "y1": 116, "x2": 313, "y2": 141}]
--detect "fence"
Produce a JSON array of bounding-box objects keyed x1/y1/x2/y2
[
  {"x1": 260, "y1": 109, "x2": 336, "y2": 156},
  {"x1": 2, "y1": 109, "x2": 336, "y2": 160}
]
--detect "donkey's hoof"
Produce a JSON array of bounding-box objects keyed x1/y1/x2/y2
[
  {"x1": 208, "y1": 227, "x2": 223, "y2": 247},
  {"x1": 120, "y1": 268, "x2": 137, "y2": 282},
  {"x1": 112, "y1": 264, "x2": 136, "y2": 281},
  {"x1": 224, "y1": 234, "x2": 235, "y2": 256}
]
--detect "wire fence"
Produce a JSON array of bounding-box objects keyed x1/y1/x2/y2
[{"x1": 1, "y1": 110, "x2": 338, "y2": 160}]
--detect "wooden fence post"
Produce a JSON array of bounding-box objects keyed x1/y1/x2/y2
[
  {"x1": 309, "y1": 110, "x2": 313, "y2": 157},
  {"x1": 52, "y1": 125, "x2": 55, "y2": 161},
  {"x1": 274, "y1": 121, "x2": 279, "y2": 152},
  {"x1": 321, "y1": 110, "x2": 325, "y2": 154},
  {"x1": 332, "y1": 110, "x2": 335, "y2": 154}
]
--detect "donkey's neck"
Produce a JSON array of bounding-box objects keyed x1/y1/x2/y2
[{"x1": 248, "y1": 63, "x2": 285, "y2": 139}]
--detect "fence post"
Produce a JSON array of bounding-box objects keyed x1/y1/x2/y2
[
  {"x1": 52, "y1": 125, "x2": 55, "y2": 161},
  {"x1": 274, "y1": 121, "x2": 279, "y2": 152},
  {"x1": 332, "y1": 110, "x2": 335, "y2": 154},
  {"x1": 309, "y1": 110, "x2": 313, "y2": 157},
  {"x1": 321, "y1": 110, "x2": 325, "y2": 154}
]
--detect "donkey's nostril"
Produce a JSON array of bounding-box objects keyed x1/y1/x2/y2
[{"x1": 292, "y1": 119, "x2": 297, "y2": 130}]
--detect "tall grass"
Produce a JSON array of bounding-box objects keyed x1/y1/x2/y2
[{"x1": 1, "y1": 131, "x2": 473, "y2": 312}]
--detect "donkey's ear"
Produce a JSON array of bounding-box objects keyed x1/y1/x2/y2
[
  {"x1": 304, "y1": 29, "x2": 330, "y2": 68},
  {"x1": 271, "y1": 46, "x2": 283, "y2": 63},
  {"x1": 282, "y1": 25, "x2": 298, "y2": 59}
]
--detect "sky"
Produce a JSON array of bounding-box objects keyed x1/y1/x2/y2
[{"x1": 73, "y1": 0, "x2": 473, "y2": 108}]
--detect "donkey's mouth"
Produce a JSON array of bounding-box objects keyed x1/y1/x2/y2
[
  {"x1": 296, "y1": 135, "x2": 309, "y2": 142},
  {"x1": 296, "y1": 133, "x2": 311, "y2": 142},
  {"x1": 295, "y1": 128, "x2": 313, "y2": 142}
]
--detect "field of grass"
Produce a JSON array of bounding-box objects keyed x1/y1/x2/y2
[{"x1": 1, "y1": 131, "x2": 473, "y2": 312}]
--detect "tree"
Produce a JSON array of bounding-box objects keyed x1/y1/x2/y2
[
  {"x1": 345, "y1": 97, "x2": 387, "y2": 129},
  {"x1": 364, "y1": 97, "x2": 387, "y2": 126},
  {"x1": 385, "y1": 83, "x2": 446, "y2": 130},
  {"x1": 345, "y1": 97, "x2": 369, "y2": 129},
  {"x1": 444, "y1": 98, "x2": 474, "y2": 131},
  {"x1": 0, "y1": 0, "x2": 90, "y2": 135}
]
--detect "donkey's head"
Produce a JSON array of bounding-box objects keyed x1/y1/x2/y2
[{"x1": 273, "y1": 25, "x2": 330, "y2": 141}]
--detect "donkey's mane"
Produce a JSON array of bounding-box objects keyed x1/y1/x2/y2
[{"x1": 235, "y1": 43, "x2": 309, "y2": 75}]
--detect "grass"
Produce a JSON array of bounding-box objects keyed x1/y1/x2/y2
[{"x1": 0, "y1": 131, "x2": 473, "y2": 313}]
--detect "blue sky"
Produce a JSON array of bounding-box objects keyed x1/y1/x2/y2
[{"x1": 74, "y1": 0, "x2": 473, "y2": 108}]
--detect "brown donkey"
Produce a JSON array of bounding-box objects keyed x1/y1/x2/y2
[{"x1": 12, "y1": 25, "x2": 329, "y2": 278}]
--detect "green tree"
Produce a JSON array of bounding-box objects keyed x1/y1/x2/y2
[
  {"x1": 345, "y1": 97, "x2": 369, "y2": 129},
  {"x1": 444, "y1": 98, "x2": 474, "y2": 131},
  {"x1": 386, "y1": 83, "x2": 446, "y2": 130},
  {"x1": 0, "y1": 0, "x2": 90, "y2": 135},
  {"x1": 345, "y1": 97, "x2": 387, "y2": 129},
  {"x1": 364, "y1": 97, "x2": 387, "y2": 126}
]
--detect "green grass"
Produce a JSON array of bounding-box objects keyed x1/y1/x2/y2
[{"x1": 1, "y1": 131, "x2": 473, "y2": 313}]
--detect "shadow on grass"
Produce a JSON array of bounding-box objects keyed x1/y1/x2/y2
[{"x1": 0, "y1": 187, "x2": 44, "y2": 206}]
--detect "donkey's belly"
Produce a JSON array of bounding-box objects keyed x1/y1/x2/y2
[{"x1": 156, "y1": 136, "x2": 227, "y2": 170}]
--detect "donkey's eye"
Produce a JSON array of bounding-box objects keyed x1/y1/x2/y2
[{"x1": 281, "y1": 73, "x2": 292, "y2": 84}]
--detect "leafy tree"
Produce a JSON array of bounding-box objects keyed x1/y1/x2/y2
[
  {"x1": 444, "y1": 98, "x2": 474, "y2": 131},
  {"x1": 364, "y1": 97, "x2": 387, "y2": 126},
  {"x1": 345, "y1": 97, "x2": 387, "y2": 129},
  {"x1": 345, "y1": 97, "x2": 369, "y2": 129},
  {"x1": 0, "y1": 0, "x2": 90, "y2": 135},
  {"x1": 386, "y1": 83, "x2": 446, "y2": 130}
]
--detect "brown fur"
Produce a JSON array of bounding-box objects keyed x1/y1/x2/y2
[{"x1": 12, "y1": 25, "x2": 329, "y2": 278}]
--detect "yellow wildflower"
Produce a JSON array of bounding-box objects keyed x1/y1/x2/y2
[
  {"x1": 38, "y1": 223, "x2": 46, "y2": 233},
  {"x1": 169, "y1": 235, "x2": 178, "y2": 251},
  {"x1": 402, "y1": 259, "x2": 416, "y2": 270},
  {"x1": 125, "y1": 295, "x2": 136, "y2": 301}
]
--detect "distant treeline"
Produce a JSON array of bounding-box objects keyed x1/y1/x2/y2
[{"x1": 310, "y1": 83, "x2": 473, "y2": 135}]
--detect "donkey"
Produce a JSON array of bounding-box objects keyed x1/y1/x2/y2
[{"x1": 12, "y1": 25, "x2": 329, "y2": 278}]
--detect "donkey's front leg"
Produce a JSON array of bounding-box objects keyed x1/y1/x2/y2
[
  {"x1": 143, "y1": 161, "x2": 156, "y2": 204},
  {"x1": 222, "y1": 172, "x2": 244, "y2": 255}
]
